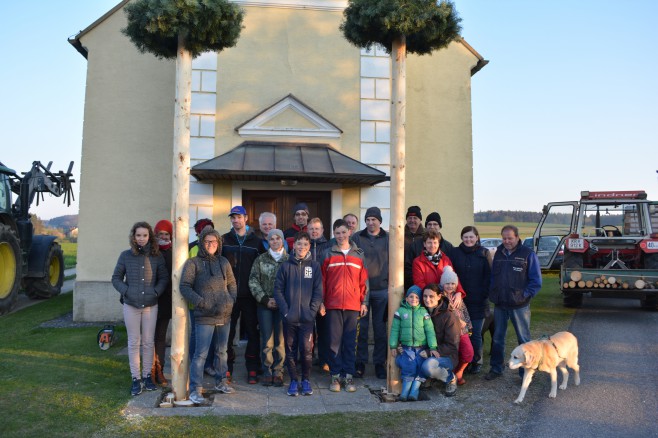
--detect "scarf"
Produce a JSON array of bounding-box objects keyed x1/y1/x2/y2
[
  {"x1": 269, "y1": 247, "x2": 284, "y2": 261},
  {"x1": 158, "y1": 238, "x2": 172, "y2": 251},
  {"x1": 424, "y1": 250, "x2": 442, "y2": 265}
]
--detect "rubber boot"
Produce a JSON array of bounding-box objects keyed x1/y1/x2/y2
[
  {"x1": 399, "y1": 380, "x2": 413, "y2": 402},
  {"x1": 408, "y1": 379, "x2": 422, "y2": 401},
  {"x1": 156, "y1": 361, "x2": 168, "y2": 386},
  {"x1": 151, "y1": 363, "x2": 159, "y2": 385}
]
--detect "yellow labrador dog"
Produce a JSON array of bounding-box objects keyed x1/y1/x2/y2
[{"x1": 508, "y1": 331, "x2": 580, "y2": 404}]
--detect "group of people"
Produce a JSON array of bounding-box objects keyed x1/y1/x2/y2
[{"x1": 111, "y1": 203, "x2": 542, "y2": 402}]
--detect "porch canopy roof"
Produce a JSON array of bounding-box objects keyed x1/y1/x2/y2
[{"x1": 191, "y1": 141, "x2": 389, "y2": 186}]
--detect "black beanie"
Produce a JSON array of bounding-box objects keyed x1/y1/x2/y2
[
  {"x1": 425, "y1": 212, "x2": 442, "y2": 228},
  {"x1": 406, "y1": 205, "x2": 422, "y2": 221},
  {"x1": 292, "y1": 202, "x2": 309, "y2": 214},
  {"x1": 365, "y1": 206, "x2": 382, "y2": 224}
]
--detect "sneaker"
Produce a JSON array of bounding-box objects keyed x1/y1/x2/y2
[
  {"x1": 344, "y1": 374, "x2": 357, "y2": 392},
  {"x1": 214, "y1": 380, "x2": 234, "y2": 394},
  {"x1": 143, "y1": 374, "x2": 157, "y2": 391},
  {"x1": 375, "y1": 364, "x2": 387, "y2": 380},
  {"x1": 248, "y1": 371, "x2": 258, "y2": 384},
  {"x1": 130, "y1": 377, "x2": 142, "y2": 396},
  {"x1": 262, "y1": 376, "x2": 273, "y2": 387},
  {"x1": 355, "y1": 362, "x2": 365, "y2": 378},
  {"x1": 445, "y1": 378, "x2": 457, "y2": 397},
  {"x1": 273, "y1": 376, "x2": 284, "y2": 387},
  {"x1": 287, "y1": 380, "x2": 299, "y2": 396},
  {"x1": 329, "y1": 374, "x2": 341, "y2": 392},
  {"x1": 189, "y1": 391, "x2": 205, "y2": 404},
  {"x1": 301, "y1": 379, "x2": 313, "y2": 396},
  {"x1": 469, "y1": 363, "x2": 482, "y2": 375},
  {"x1": 225, "y1": 371, "x2": 233, "y2": 383},
  {"x1": 484, "y1": 371, "x2": 503, "y2": 381}
]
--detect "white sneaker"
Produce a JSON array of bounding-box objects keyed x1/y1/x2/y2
[
  {"x1": 214, "y1": 380, "x2": 235, "y2": 394},
  {"x1": 189, "y1": 391, "x2": 205, "y2": 404}
]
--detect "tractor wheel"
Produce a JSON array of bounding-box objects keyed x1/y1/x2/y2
[
  {"x1": 24, "y1": 243, "x2": 64, "y2": 299},
  {"x1": 563, "y1": 251, "x2": 584, "y2": 269},
  {"x1": 644, "y1": 253, "x2": 658, "y2": 270},
  {"x1": 563, "y1": 292, "x2": 583, "y2": 308},
  {"x1": 0, "y1": 224, "x2": 22, "y2": 315}
]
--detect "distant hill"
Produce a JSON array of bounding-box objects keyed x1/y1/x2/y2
[
  {"x1": 46, "y1": 214, "x2": 78, "y2": 229},
  {"x1": 475, "y1": 211, "x2": 541, "y2": 223}
]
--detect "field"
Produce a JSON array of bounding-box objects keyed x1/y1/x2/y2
[
  {"x1": 0, "y1": 273, "x2": 570, "y2": 437},
  {"x1": 59, "y1": 241, "x2": 77, "y2": 268},
  {"x1": 475, "y1": 222, "x2": 538, "y2": 239}
]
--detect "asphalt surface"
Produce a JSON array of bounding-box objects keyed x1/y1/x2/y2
[{"x1": 521, "y1": 297, "x2": 658, "y2": 437}]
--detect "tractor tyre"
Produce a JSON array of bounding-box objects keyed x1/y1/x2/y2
[
  {"x1": 0, "y1": 224, "x2": 22, "y2": 315},
  {"x1": 24, "y1": 243, "x2": 64, "y2": 299},
  {"x1": 640, "y1": 295, "x2": 658, "y2": 311},
  {"x1": 644, "y1": 253, "x2": 658, "y2": 270},
  {"x1": 563, "y1": 251, "x2": 584, "y2": 269},
  {"x1": 563, "y1": 292, "x2": 583, "y2": 308}
]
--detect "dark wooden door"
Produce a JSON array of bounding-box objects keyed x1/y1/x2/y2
[{"x1": 243, "y1": 190, "x2": 332, "y2": 239}]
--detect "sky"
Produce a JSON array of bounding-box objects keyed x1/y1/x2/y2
[{"x1": 0, "y1": 1, "x2": 656, "y2": 220}]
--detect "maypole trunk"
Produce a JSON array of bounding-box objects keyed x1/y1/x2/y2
[
  {"x1": 170, "y1": 33, "x2": 192, "y2": 402},
  {"x1": 387, "y1": 35, "x2": 406, "y2": 396}
]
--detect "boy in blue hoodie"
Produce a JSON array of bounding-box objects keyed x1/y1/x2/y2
[{"x1": 273, "y1": 232, "x2": 323, "y2": 396}]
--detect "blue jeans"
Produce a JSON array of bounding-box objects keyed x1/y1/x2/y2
[
  {"x1": 469, "y1": 318, "x2": 485, "y2": 364},
  {"x1": 188, "y1": 308, "x2": 216, "y2": 371},
  {"x1": 257, "y1": 305, "x2": 285, "y2": 377},
  {"x1": 490, "y1": 305, "x2": 531, "y2": 374},
  {"x1": 356, "y1": 288, "x2": 388, "y2": 366},
  {"x1": 395, "y1": 347, "x2": 426, "y2": 382},
  {"x1": 190, "y1": 324, "x2": 230, "y2": 393},
  {"x1": 421, "y1": 356, "x2": 454, "y2": 382}
]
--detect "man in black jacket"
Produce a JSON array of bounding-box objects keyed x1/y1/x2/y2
[{"x1": 222, "y1": 205, "x2": 265, "y2": 384}]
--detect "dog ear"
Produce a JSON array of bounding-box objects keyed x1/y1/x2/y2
[{"x1": 524, "y1": 350, "x2": 534, "y2": 366}]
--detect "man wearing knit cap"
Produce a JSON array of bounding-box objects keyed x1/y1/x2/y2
[
  {"x1": 403, "y1": 206, "x2": 423, "y2": 290},
  {"x1": 283, "y1": 202, "x2": 310, "y2": 248},
  {"x1": 351, "y1": 206, "x2": 389, "y2": 379},
  {"x1": 404, "y1": 211, "x2": 454, "y2": 291}
]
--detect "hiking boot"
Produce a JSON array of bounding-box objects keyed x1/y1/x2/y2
[
  {"x1": 375, "y1": 363, "x2": 387, "y2": 379},
  {"x1": 329, "y1": 374, "x2": 341, "y2": 392},
  {"x1": 344, "y1": 374, "x2": 357, "y2": 392},
  {"x1": 262, "y1": 376, "x2": 274, "y2": 387},
  {"x1": 273, "y1": 376, "x2": 284, "y2": 387},
  {"x1": 301, "y1": 379, "x2": 313, "y2": 396},
  {"x1": 143, "y1": 374, "x2": 157, "y2": 391},
  {"x1": 214, "y1": 379, "x2": 234, "y2": 394},
  {"x1": 445, "y1": 377, "x2": 457, "y2": 397},
  {"x1": 189, "y1": 391, "x2": 205, "y2": 404},
  {"x1": 287, "y1": 380, "x2": 299, "y2": 396},
  {"x1": 130, "y1": 377, "x2": 142, "y2": 396},
  {"x1": 248, "y1": 371, "x2": 258, "y2": 384},
  {"x1": 355, "y1": 362, "x2": 365, "y2": 378},
  {"x1": 484, "y1": 371, "x2": 502, "y2": 381}
]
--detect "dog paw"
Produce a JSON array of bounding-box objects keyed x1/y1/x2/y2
[
  {"x1": 548, "y1": 392, "x2": 557, "y2": 398},
  {"x1": 574, "y1": 377, "x2": 580, "y2": 386},
  {"x1": 559, "y1": 384, "x2": 567, "y2": 390},
  {"x1": 514, "y1": 398, "x2": 524, "y2": 404}
]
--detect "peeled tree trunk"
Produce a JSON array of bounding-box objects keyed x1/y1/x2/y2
[
  {"x1": 387, "y1": 35, "x2": 406, "y2": 396},
  {"x1": 170, "y1": 33, "x2": 192, "y2": 402}
]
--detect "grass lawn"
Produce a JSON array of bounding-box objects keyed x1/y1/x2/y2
[
  {"x1": 0, "y1": 273, "x2": 572, "y2": 437},
  {"x1": 475, "y1": 222, "x2": 538, "y2": 239},
  {"x1": 59, "y1": 241, "x2": 77, "y2": 269}
]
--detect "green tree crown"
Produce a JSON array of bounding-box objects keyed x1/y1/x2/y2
[
  {"x1": 122, "y1": 0, "x2": 244, "y2": 59},
  {"x1": 340, "y1": 0, "x2": 462, "y2": 55}
]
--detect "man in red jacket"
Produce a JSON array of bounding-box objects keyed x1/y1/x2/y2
[{"x1": 321, "y1": 219, "x2": 369, "y2": 393}]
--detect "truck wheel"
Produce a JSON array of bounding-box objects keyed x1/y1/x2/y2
[
  {"x1": 0, "y1": 224, "x2": 22, "y2": 315},
  {"x1": 640, "y1": 295, "x2": 657, "y2": 311},
  {"x1": 563, "y1": 292, "x2": 583, "y2": 308},
  {"x1": 563, "y1": 252, "x2": 583, "y2": 269},
  {"x1": 24, "y1": 243, "x2": 64, "y2": 299}
]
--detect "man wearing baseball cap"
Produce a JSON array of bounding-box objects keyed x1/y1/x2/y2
[{"x1": 221, "y1": 205, "x2": 266, "y2": 384}]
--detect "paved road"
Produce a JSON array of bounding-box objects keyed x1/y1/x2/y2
[{"x1": 521, "y1": 297, "x2": 658, "y2": 437}]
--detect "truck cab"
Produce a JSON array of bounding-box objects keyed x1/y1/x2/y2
[{"x1": 533, "y1": 190, "x2": 658, "y2": 308}]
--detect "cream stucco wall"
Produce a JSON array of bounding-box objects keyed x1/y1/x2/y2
[
  {"x1": 74, "y1": 9, "x2": 176, "y2": 321},
  {"x1": 71, "y1": 1, "x2": 481, "y2": 321}
]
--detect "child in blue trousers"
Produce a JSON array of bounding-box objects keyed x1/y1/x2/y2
[{"x1": 389, "y1": 285, "x2": 439, "y2": 401}]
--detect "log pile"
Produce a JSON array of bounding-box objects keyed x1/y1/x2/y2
[{"x1": 562, "y1": 271, "x2": 656, "y2": 290}]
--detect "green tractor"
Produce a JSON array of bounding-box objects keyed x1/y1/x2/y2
[{"x1": 0, "y1": 161, "x2": 74, "y2": 315}]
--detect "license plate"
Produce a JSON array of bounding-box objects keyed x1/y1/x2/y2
[
  {"x1": 647, "y1": 241, "x2": 658, "y2": 250},
  {"x1": 567, "y1": 238, "x2": 585, "y2": 250}
]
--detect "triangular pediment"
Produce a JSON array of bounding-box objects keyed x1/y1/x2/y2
[{"x1": 236, "y1": 94, "x2": 342, "y2": 138}]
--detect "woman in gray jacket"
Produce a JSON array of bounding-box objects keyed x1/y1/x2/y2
[
  {"x1": 180, "y1": 228, "x2": 237, "y2": 404},
  {"x1": 111, "y1": 221, "x2": 167, "y2": 396}
]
